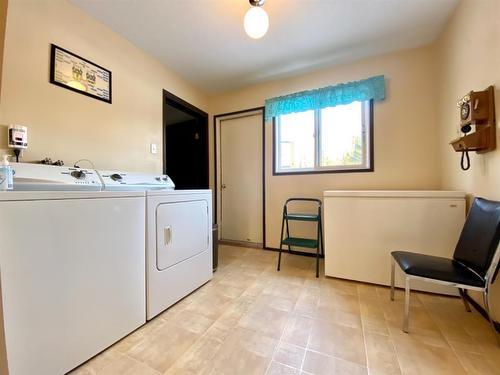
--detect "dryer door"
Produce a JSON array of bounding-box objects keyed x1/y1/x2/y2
[{"x1": 156, "y1": 200, "x2": 209, "y2": 270}]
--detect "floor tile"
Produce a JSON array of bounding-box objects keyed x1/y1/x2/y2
[
  {"x1": 387, "y1": 320, "x2": 450, "y2": 349},
  {"x1": 255, "y1": 292, "x2": 297, "y2": 312},
  {"x1": 184, "y1": 291, "x2": 233, "y2": 320},
  {"x1": 125, "y1": 322, "x2": 199, "y2": 373},
  {"x1": 393, "y1": 336, "x2": 466, "y2": 375},
  {"x1": 294, "y1": 292, "x2": 319, "y2": 317},
  {"x1": 208, "y1": 327, "x2": 277, "y2": 375},
  {"x1": 361, "y1": 312, "x2": 390, "y2": 336},
  {"x1": 238, "y1": 302, "x2": 290, "y2": 339},
  {"x1": 79, "y1": 245, "x2": 496, "y2": 375},
  {"x1": 314, "y1": 304, "x2": 362, "y2": 329},
  {"x1": 364, "y1": 331, "x2": 401, "y2": 375},
  {"x1": 455, "y1": 350, "x2": 500, "y2": 375},
  {"x1": 266, "y1": 361, "x2": 302, "y2": 375},
  {"x1": 69, "y1": 347, "x2": 123, "y2": 374},
  {"x1": 164, "y1": 324, "x2": 231, "y2": 375},
  {"x1": 95, "y1": 355, "x2": 160, "y2": 375},
  {"x1": 272, "y1": 342, "x2": 305, "y2": 369},
  {"x1": 308, "y1": 319, "x2": 366, "y2": 366},
  {"x1": 302, "y1": 350, "x2": 367, "y2": 375},
  {"x1": 113, "y1": 317, "x2": 166, "y2": 353},
  {"x1": 318, "y1": 292, "x2": 360, "y2": 315},
  {"x1": 281, "y1": 314, "x2": 314, "y2": 348}
]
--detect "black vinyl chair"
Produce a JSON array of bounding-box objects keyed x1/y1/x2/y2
[{"x1": 390, "y1": 197, "x2": 500, "y2": 344}]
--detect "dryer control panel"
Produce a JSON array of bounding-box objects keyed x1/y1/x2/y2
[
  {"x1": 98, "y1": 170, "x2": 175, "y2": 191},
  {"x1": 11, "y1": 162, "x2": 102, "y2": 191}
]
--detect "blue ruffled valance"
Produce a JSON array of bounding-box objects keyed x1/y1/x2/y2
[{"x1": 264, "y1": 75, "x2": 386, "y2": 120}]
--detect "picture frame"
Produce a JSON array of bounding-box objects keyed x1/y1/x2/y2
[{"x1": 49, "y1": 44, "x2": 112, "y2": 104}]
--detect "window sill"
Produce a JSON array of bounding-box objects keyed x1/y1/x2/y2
[{"x1": 273, "y1": 167, "x2": 374, "y2": 176}]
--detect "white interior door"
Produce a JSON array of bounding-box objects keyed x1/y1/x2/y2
[{"x1": 220, "y1": 114, "x2": 263, "y2": 244}]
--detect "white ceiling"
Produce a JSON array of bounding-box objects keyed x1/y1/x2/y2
[{"x1": 70, "y1": 0, "x2": 459, "y2": 93}]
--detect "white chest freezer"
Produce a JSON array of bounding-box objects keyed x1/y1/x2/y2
[{"x1": 323, "y1": 190, "x2": 466, "y2": 295}]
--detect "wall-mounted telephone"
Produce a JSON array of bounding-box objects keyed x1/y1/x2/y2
[
  {"x1": 450, "y1": 86, "x2": 496, "y2": 170},
  {"x1": 458, "y1": 90, "x2": 491, "y2": 133}
]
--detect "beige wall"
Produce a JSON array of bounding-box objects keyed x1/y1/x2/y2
[
  {"x1": 209, "y1": 46, "x2": 442, "y2": 250},
  {"x1": 0, "y1": 0, "x2": 208, "y2": 172},
  {"x1": 0, "y1": 0, "x2": 497, "y2": 334},
  {"x1": 0, "y1": 0, "x2": 8, "y2": 373},
  {"x1": 436, "y1": 0, "x2": 500, "y2": 321},
  {"x1": 0, "y1": 0, "x2": 6, "y2": 102}
]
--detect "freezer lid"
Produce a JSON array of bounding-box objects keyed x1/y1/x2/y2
[{"x1": 323, "y1": 190, "x2": 466, "y2": 198}]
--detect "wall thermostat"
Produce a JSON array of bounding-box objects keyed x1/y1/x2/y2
[{"x1": 8, "y1": 125, "x2": 28, "y2": 149}]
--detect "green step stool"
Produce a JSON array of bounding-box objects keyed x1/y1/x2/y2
[{"x1": 276, "y1": 198, "x2": 324, "y2": 278}]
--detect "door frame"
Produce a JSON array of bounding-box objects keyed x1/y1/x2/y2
[
  {"x1": 163, "y1": 89, "x2": 209, "y2": 187},
  {"x1": 213, "y1": 107, "x2": 266, "y2": 247}
]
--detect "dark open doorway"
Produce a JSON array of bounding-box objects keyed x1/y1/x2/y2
[{"x1": 163, "y1": 90, "x2": 209, "y2": 189}]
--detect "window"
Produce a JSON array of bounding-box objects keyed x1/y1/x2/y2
[{"x1": 274, "y1": 100, "x2": 372, "y2": 174}]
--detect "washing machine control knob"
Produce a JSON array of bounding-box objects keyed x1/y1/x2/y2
[
  {"x1": 71, "y1": 170, "x2": 86, "y2": 180},
  {"x1": 110, "y1": 173, "x2": 123, "y2": 182}
]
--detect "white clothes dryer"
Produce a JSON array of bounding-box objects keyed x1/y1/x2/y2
[
  {"x1": 146, "y1": 189, "x2": 212, "y2": 320},
  {"x1": 98, "y1": 170, "x2": 212, "y2": 320}
]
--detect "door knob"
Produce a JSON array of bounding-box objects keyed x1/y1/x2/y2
[{"x1": 221, "y1": 184, "x2": 226, "y2": 189}]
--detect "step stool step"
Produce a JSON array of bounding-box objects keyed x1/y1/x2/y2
[
  {"x1": 285, "y1": 213, "x2": 320, "y2": 222},
  {"x1": 281, "y1": 237, "x2": 319, "y2": 249}
]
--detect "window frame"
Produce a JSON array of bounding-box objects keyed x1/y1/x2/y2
[{"x1": 272, "y1": 99, "x2": 374, "y2": 176}]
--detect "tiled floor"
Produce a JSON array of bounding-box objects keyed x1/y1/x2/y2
[{"x1": 71, "y1": 245, "x2": 500, "y2": 375}]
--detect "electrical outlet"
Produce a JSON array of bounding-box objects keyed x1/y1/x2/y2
[{"x1": 150, "y1": 143, "x2": 157, "y2": 154}]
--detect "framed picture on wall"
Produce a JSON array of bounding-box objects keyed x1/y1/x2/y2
[{"x1": 49, "y1": 44, "x2": 112, "y2": 104}]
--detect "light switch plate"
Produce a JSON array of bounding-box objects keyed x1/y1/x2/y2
[{"x1": 150, "y1": 143, "x2": 157, "y2": 154}]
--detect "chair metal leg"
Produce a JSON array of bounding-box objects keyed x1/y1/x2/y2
[
  {"x1": 315, "y1": 219, "x2": 320, "y2": 278},
  {"x1": 483, "y1": 289, "x2": 500, "y2": 346},
  {"x1": 277, "y1": 244, "x2": 283, "y2": 271},
  {"x1": 277, "y1": 211, "x2": 285, "y2": 272},
  {"x1": 390, "y1": 257, "x2": 395, "y2": 301},
  {"x1": 458, "y1": 288, "x2": 471, "y2": 312},
  {"x1": 315, "y1": 245, "x2": 320, "y2": 278},
  {"x1": 319, "y1": 209, "x2": 324, "y2": 256},
  {"x1": 403, "y1": 276, "x2": 410, "y2": 333},
  {"x1": 285, "y1": 214, "x2": 291, "y2": 253}
]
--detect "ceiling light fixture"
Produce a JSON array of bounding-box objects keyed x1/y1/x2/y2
[{"x1": 244, "y1": 0, "x2": 269, "y2": 39}]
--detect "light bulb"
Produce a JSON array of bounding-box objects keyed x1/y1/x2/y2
[{"x1": 244, "y1": 7, "x2": 269, "y2": 39}]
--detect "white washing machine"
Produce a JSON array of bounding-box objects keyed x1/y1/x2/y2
[
  {"x1": 98, "y1": 171, "x2": 212, "y2": 320},
  {"x1": 0, "y1": 163, "x2": 146, "y2": 375}
]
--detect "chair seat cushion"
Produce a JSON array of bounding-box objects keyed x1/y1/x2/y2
[{"x1": 392, "y1": 251, "x2": 485, "y2": 288}]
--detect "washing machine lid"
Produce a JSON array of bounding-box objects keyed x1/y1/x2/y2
[
  {"x1": 11, "y1": 163, "x2": 102, "y2": 191},
  {"x1": 0, "y1": 190, "x2": 145, "y2": 201},
  {"x1": 98, "y1": 170, "x2": 175, "y2": 191}
]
